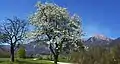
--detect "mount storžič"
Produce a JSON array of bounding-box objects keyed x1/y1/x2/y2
[{"x1": 0, "y1": 34, "x2": 120, "y2": 56}]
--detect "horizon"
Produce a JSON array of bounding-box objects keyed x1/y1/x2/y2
[{"x1": 0, "y1": 0, "x2": 120, "y2": 38}]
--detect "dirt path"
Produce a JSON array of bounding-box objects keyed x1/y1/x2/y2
[{"x1": 50, "y1": 61, "x2": 73, "y2": 64}]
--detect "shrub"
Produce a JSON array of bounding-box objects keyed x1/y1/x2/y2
[
  {"x1": 58, "y1": 55, "x2": 70, "y2": 62},
  {"x1": 16, "y1": 47, "x2": 26, "y2": 58},
  {"x1": 38, "y1": 55, "x2": 43, "y2": 60}
]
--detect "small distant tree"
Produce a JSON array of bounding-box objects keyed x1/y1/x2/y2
[
  {"x1": 29, "y1": 2, "x2": 83, "y2": 64},
  {"x1": 16, "y1": 46, "x2": 26, "y2": 58}
]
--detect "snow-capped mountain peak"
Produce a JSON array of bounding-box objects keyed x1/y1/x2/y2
[
  {"x1": 84, "y1": 34, "x2": 113, "y2": 46},
  {"x1": 93, "y1": 34, "x2": 111, "y2": 41}
]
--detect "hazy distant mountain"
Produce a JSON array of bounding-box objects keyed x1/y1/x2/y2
[
  {"x1": 109, "y1": 37, "x2": 120, "y2": 47},
  {"x1": 1, "y1": 34, "x2": 120, "y2": 57},
  {"x1": 25, "y1": 41, "x2": 50, "y2": 57}
]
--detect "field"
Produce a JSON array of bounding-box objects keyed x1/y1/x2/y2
[{"x1": 0, "y1": 58, "x2": 53, "y2": 64}]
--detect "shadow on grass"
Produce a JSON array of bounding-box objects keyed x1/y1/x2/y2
[{"x1": 0, "y1": 61, "x2": 4, "y2": 63}]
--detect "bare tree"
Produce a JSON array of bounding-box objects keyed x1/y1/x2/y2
[{"x1": 0, "y1": 17, "x2": 27, "y2": 62}]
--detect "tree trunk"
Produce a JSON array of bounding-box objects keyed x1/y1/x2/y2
[
  {"x1": 54, "y1": 55, "x2": 58, "y2": 64},
  {"x1": 50, "y1": 53, "x2": 53, "y2": 61},
  {"x1": 10, "y1": 45, "x2": 14, "y2": 62}
]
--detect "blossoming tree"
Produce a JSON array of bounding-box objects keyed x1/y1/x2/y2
[{"x1": 29, "y1": 2, "x2": 83, "y2": 64}]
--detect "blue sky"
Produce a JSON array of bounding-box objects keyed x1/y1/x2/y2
[{"x1": 0, "y1": 0, "x2": 120, "y2": 38}]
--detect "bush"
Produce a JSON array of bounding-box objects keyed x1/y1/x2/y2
[
  {"x1": 58, "y1": 55, "x2": 70, "y2": 62},
  {"x1": 38, "y1": 55, "x2": 43, "y2": 60},
  {"x1": 16, "y1": 47, "x2": 26, "y2": 58}
]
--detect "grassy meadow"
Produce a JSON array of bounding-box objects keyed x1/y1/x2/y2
[{"x1": 0, "y1": 58, "x2": 53, "y2": 64}]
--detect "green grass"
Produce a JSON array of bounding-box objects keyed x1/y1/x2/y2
[{"x1": 0, "y1": 58, "x2": 53, "y2": 64}]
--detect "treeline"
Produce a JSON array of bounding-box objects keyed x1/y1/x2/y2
[{"x1": 71, "y1": 44, "x2": 120, "y2": 64}]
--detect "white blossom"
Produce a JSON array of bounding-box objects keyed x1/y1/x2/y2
[{"x1": 29, "y1": 2, "x2": 83, "y2": 55}]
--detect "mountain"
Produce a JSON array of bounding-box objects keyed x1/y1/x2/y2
[
  {"x1": 84, "y1": 34, "x2": 113, "y2": 47},
  {"x1": 1, "y1": 34, "x2": 120, "y2": 57},
  {"x1": 109, "y1": 37, "x2": 120, "y2": 47},
  {"x1": 25, "y1": 41, "x2": 50, "y2": 57}
]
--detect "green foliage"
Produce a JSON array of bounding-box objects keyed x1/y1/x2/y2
[{"x1": 16, "y1": 47, "x2": 26, "y2": 58}]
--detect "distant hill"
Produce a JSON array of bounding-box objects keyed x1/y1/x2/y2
[{"x1": 0, "y1": 45, "x2": 10, "y2": 57}]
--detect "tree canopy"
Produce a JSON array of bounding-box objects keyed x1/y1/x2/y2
[{"x1": 29, "y1": 2, "x2": 83, "y2": 64}]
